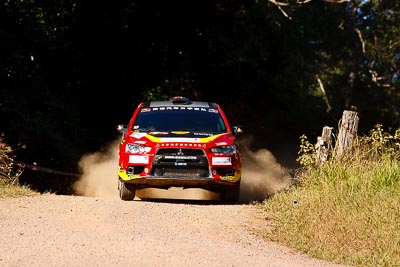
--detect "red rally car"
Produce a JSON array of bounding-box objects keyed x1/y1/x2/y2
[{"x1": 117, "y1": 96, "x2": 243, "y2": 202}]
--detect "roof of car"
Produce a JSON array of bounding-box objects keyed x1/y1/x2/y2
[
  {"x1": 141, "y1": 96, "x2": 218, "y2": 109},
  {"x1": 148, "y1": 101, "x2": 212, "y2": 108}
]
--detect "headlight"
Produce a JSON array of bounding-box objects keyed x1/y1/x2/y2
[
  {"x1": 210, "y1": 144, "x2": 237, "y2": 155},
  {"x1": 125, "y1": 144, "x2": 152, "y2": 153}
]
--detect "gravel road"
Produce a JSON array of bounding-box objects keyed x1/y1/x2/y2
[{"x1": 0, "y1": 193, "x2": 349, "y2": 267}]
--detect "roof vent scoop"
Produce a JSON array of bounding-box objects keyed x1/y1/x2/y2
[{"x1": 170, "y1": 96, "x2": 191, "y2": 105}]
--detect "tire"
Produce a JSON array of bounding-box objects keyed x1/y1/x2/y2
[
  {"x1": 220, "y1": 183, "x2": 240, "y2": 203},
  {"x1": 118, "y1": 179, "x2": 136, "y2": 201}
]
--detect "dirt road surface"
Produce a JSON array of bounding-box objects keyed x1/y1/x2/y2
[{"x1": 0, "y1": 193, "x2": 349, "y2": 267}]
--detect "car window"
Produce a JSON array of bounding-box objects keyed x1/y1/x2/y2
[{"x1": 133, "y1": 108, "x2": 227, "y2": 133}]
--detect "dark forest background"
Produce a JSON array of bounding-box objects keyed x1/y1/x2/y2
[{"x1": 1, "y1": 0, "x2": 399, "y2": 193}]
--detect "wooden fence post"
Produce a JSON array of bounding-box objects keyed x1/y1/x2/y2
[
  {"x1": 335, "y1": 110, "x2": 359, "y2": 157},
  {"x1": 315, "y1": 126, "x2": 334, "y2": 164}
]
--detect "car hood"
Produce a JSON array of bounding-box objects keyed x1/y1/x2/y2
[{"x1": 126, "y1": 131, "x2": 235, "y2": 147}]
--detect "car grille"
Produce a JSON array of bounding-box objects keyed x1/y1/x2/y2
[{"x1": 151, "y1": 148, "x2": 210, "y2": 178}]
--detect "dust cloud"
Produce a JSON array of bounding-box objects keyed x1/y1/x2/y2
[
  {"x1": 72, "y1": 139, "x2": 120, "y2": 200},
  {"x1": 72, "y1": 138, "x2": 218, "y2": 201},
  {"x1": 239, "y1": 135, "x2": 293, "y2": 203},
  {"x1": 73, "y1": 135, "x2": 293, "y2": 202}
]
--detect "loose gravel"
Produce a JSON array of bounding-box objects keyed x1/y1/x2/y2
[{"x1": 0, "y1": 194, "x2": 350, "y2": 267}]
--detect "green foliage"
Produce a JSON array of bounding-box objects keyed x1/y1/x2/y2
[
  {"x1": 363, "y1": 124, "x2": 400, "y2": 159},
  {"x1": 142, "y1": 82, "x2": 170, "y2": 102},
  {"x1": 268, "y1": 0, "x2": 400, "y2": 126},
  {"x1": 0, "y1": 0, "x2": 89, "y2": 173},
  {"x1": 296, "y1": 134, "x2": 316, "y2": 167}
]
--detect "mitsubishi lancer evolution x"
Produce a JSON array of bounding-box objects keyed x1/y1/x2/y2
[{"x1": 117, "y1": 96, "x2": 243, "y2": 202}]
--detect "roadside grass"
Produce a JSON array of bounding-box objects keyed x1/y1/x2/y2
[
  {"x1": 0, "y1": 179, "x2": 38, "y2": 198},
  {"x1": 0, "y1": 137, "x2": 38, "y2": 198},
  {"x1": 258, "y1": 125, "x2": 400, "y2": 267}
]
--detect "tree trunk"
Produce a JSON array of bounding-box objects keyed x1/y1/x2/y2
[
  {"x1": 335, "y1": 110, "x2": 359, "y2": 157},
  {"x1": 315, "y1": 126, "x2": 334, "y2": 164}
]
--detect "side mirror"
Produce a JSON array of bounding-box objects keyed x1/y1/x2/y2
[
  {"x1": 117, "y1": 124, "x2": 128, "y2": 134},
  {"x1": 232, "y1": 125, "x2": 243, "y2": 135}
]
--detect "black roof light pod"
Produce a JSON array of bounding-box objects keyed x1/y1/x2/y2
[{"x1": 170, "y1": 96, "x2": 191, "y2": 105}]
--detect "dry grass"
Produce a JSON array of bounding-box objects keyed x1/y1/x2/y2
[
  {"x1": 259, "y1": 125, "x2": 400, "y2": 267},
  {"x1": 0, "y1": 136, "x2": 38, "y2": 198},
  {"x1": 0, "y1": 179, "x2": 38, "y2": 198}
]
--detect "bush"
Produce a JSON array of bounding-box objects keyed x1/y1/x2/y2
[{"x1": 0, "y1": 135, "x2": 24, "y2": 185}]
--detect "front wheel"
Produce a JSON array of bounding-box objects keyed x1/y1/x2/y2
[
  {"x1": 220, "y1": 183, "x2": 240, "y2": 203},
  {"x1": 118, "y1": 179, "x2": 136, "y2": 201}
]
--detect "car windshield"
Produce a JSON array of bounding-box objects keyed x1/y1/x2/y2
[{"x1": 132, "y1": 107, "x2": 227, "y2": 134}]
